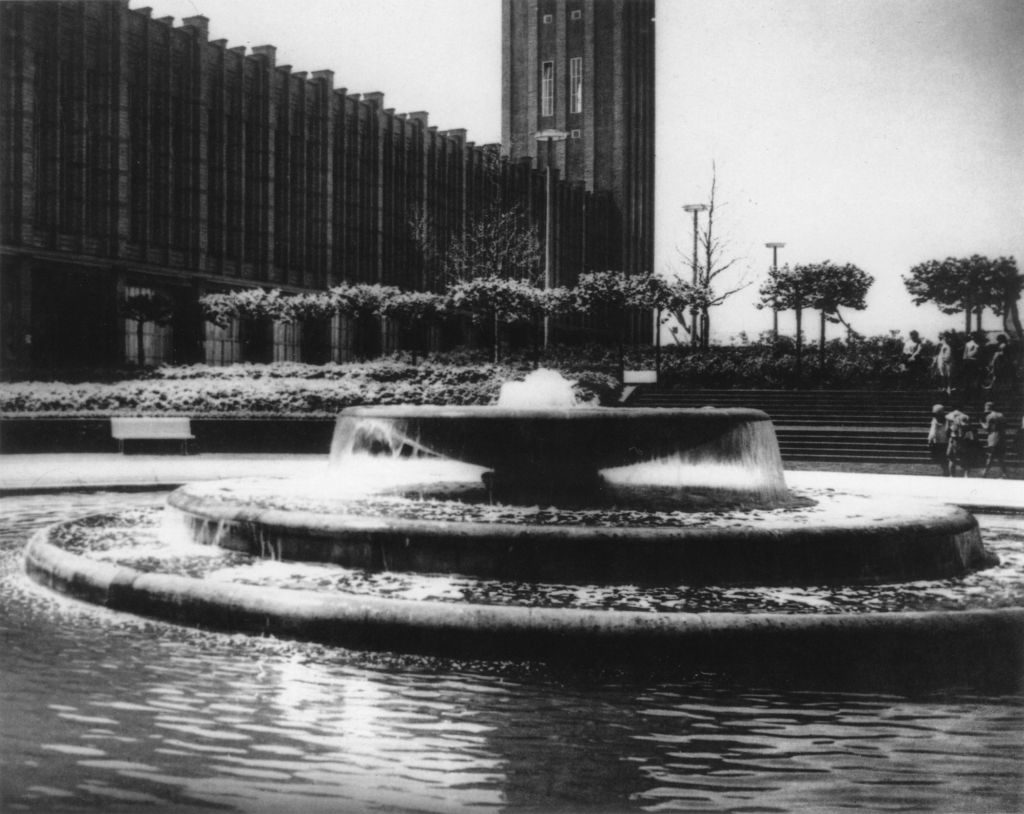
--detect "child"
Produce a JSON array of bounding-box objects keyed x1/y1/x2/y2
[
  {"x1": 980, "y1": 402, "x2": 1008, "y2": 478},
  {"x1": 927, "y1": 404, "x2": 948, "y2": 476},
  {"x1": 945, "y1": 407, "x2": 976, "y2": 478}
]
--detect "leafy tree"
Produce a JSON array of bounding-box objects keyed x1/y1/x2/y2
[
  {"x1": 199, "y1": 288, "x2": 289, "y2": 327},
  {"x1": 573, "y1": 271, "x2": 671, "y2": 376},
  {"x1": 379, "y1": 291, "x2": 448, "y2": 364},
  {"x1": 804, "y1": 261, "x2": 873, "y2": 370},
  {"x1": 904, "y1": 255, "x2": 1023, "y2": 338},
  {"x1": 757, "y1": 263, "x2": 817, "y2": 384},
  {"x1": 120, "y1": 291, "x2": 174, "y2": 367},
  {"x1": 447, "y1": 276, "x2": 547, "y2": 363}
]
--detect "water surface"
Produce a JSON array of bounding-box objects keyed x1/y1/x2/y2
[{"x1": 2, "y1": 491, "x2": 1022, "y2": 812}]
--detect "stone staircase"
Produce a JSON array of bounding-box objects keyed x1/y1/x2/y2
[{"x1": 626, "y1": 388, "x2": 1023, "y2": 466}]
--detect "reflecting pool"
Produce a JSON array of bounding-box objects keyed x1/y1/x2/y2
[{"x1": 2, "y1": 491, "x2": 1023, "y2": 813}]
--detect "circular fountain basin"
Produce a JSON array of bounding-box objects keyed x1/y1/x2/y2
[
  {"x1": 166, "y1": 478, "x2": 993, "y2": 586},
  {"x1": 22, "y1": 508, "x2": 1024, "y2": 672}
]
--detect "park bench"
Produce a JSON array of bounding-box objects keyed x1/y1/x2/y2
[
  {"x1": 110, "y1": 417, "x2": 194, "y2": 454},
  {"x1": 620, "y1": 369, "x2": 658, "y2": 402}
]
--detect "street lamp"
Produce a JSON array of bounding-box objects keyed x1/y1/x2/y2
[
  {"x1": 682, "y1": 204, "x2": 707, "y2": 347},
  {"x1": 765, "y1": 242, "x2": 785, "y2": 341},
  {"x1": 535, "y1": 129, "x2": 569, "y2": 349}
]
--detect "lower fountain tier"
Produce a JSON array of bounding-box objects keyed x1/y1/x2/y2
[{"x1": 168, "y1": 480, "x2": 995, "y2": 586}]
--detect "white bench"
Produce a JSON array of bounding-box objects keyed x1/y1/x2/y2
[
  {"x1": 623, "y1": 369, "x2": 658, "y2": 385},
  {"x1": 620, "y1": 369, "x2": 658, "y2": 402},
  {"x1": 111, "y1": 417, "x2": 194, "y2": 454}
]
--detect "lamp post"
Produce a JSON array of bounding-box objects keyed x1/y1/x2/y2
[
  {"x1": 765, "y1": 242, "x2": 785, "y2": 341},
  {"x1": 535, "y1": 129, "x2": 568, "y2": 349},
  {"x1": 682, "y1": 204, "x2": 707, "y2": 347}
]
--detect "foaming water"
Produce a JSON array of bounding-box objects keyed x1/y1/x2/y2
[
  {"x1": 496, "y1": 368, "x2": 581, "y2": 408},
  {"x1": 602, "y1": 419, "x2": 786, "y2": 497},
  {"x1": 3, "y1": 492, "x2": 1023, "y2": 813}
]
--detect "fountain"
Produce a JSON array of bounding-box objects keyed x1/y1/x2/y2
[{"x1": 23, "y1": 370, "x2": 1022, "y2": 671}]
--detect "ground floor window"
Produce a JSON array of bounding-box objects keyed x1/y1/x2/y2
[
  {"x1": 273, "y1": 320, "x2": 302, "y2": 363},
  {"x1": 123, "y1": 286, "x2": 174, "y2": 367},
  {"x1": 203, "y1": 319, "x2": 240, "y2": 365}
]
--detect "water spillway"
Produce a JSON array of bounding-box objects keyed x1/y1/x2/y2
[{"x1": 328, "y1": 405, "x2": 793, "y2": 510}]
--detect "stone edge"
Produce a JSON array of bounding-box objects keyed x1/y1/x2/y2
[{"x1": 24, "y1": 526, "x2": 1024, "y2": 666}]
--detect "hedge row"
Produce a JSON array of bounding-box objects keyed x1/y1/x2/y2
[{"x1": 1, "y1": 362, "x2": 621, "y2": 417}]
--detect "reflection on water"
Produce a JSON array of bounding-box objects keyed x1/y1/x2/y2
[{"x1": 2, "y1": 491, "x2": 1023, "y2": 813}]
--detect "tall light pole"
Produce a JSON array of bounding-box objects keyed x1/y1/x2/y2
[
  {"x1": 682, "y1": 204, "x2": 707, "y2": 347},
  {"x1": 535, "y1": 129, "x2": 568, "y2": 349},
  {"x1": 765, "y1": 242, "x2": 785, "y2": 341}
]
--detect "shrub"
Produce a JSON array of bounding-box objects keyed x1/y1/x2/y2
[{"x1": 1, "y1": 361, "x2": 619, "y2": 416}]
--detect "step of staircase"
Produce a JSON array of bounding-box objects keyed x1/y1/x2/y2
[{"x1": 627, "y1": 388, "x2": 1021, "y2": 466}]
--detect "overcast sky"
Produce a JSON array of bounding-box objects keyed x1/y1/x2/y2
[{"x1": 148, "y1": 0, "x2": 1024, "y2": 344}]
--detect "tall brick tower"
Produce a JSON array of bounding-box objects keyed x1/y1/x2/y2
[{"x1": 502, "y1": 0, "x2": 655, "y2": 279}]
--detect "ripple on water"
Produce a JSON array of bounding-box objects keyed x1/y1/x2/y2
[
  {"x1": 42, "y1": 506, "x2": 1024, "y2": 615},
  {"x1": 2, "y1": 492, "x2": 1023, "y2": 813}
]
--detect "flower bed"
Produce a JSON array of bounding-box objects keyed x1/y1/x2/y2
[{"x1": 1, "y1": 362, "x2": 620, "y2": 418}]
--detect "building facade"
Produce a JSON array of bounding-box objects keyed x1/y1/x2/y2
[
  {"x1": 0, "y1": 0, "x2": 621, "y2": 377},
  {"x1": 502, "y1": 0, "x2": 655, "y2": 279}
]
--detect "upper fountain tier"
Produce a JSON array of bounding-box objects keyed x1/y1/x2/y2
[{"x1": 329, "y1": 404, "x2": 793, "y2": 510}]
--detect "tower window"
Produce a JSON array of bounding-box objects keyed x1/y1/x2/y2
[
  {"x1": 571, "y1": 9, "x2": 582, "y2": 19},
  {"x1": 571, "y1": 129, "x2": 581, "y2": 138},
  {"x1": 569, "y1": 57, "x2": 582, "y2": 114},
  {"x1": 543, "y1": 13, "x2": 553, "y2": 23},
  {"x1": 541, "y1": 61, "x2": 554, "y2": 117}
]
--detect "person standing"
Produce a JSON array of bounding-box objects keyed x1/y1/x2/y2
[
  {"x1": 945, "y1": 406, "x2": 975, "y2": 478},
  {"x1": 961, "y1": 332, "x2": 983, "y2": 401},
  {"x1": 905, "y1": 329, "x2": 929, "y2": 382},
  {"x1": 984, "y1": 334, "x2": 1011, "y2": 395},
  {"x1": 927, "y1": 404, "x2": 949, "y2": 476},
  {"x1": 934, "y1": 333, "x2": 955, "y2": 395},
  {"x1": 980, "y1": 402, "x2": 1008, "y2": 478}
]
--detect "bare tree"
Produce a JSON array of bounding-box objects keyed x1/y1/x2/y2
[
  {"x1": 440, "y1": 203, "x2": 541, "y2": 286},
  {"x1": 673, "y1": 164, "x2": 749, "y2": 348}
]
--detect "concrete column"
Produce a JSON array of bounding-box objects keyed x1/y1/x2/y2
[
  {"x1": 185, "y1": 16, "x2": 210, "y2": 271},
  {"x1": 313, "y1": 70, "x2": 335, "y2": 290}
]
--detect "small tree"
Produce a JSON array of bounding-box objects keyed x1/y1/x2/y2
[
  {"x1": 573, "y1": 271, "x2": 670, "y2": 377},
  {"x1": 379, "y1": 291, "x2": 448, "y2": 364},
  {"x1": 447, "y1": 275, "x2": 546, "y2": 363},
  {"x1": 327, "y1": 283, "x2": 401, "y2": 359},
  {"x1": 120, "y1": 291, "x2": 174, "y2": 367},
  {"x1": 285, "y1": 291, "x2": 338, "y2": 363},
  {"x1": 805, "y1": 262, "x2": 873, "y2": 370},
  {"x1": 199, "y1": 288, "x2": 290, "y2": 363},
  {"x1": 757, "y1": 264, "x2": 817, "y2": 385}
]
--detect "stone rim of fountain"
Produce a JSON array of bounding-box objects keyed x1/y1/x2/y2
[
  {"x1": 23, "y1": 523, "x2": 1024, "y2": 667},
  {"x1": 166, "y1": 478, "x2": 994, "y2": 586}
]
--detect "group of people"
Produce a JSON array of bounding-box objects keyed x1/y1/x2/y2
[
  {"x1": 903, "y1": 330, "x2": 1018, "y2": 400},
  {"x1": 927, "y1": 401, "x2": 1013, "y2": 478}
]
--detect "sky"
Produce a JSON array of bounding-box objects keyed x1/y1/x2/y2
[{"x1": 147, "y1": 0, "x2": 1024, "y2": 344}]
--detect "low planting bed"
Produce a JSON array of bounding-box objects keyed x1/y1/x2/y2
[{"x1": 0, "y1": 361, "x2": 620, "y2": 453}]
